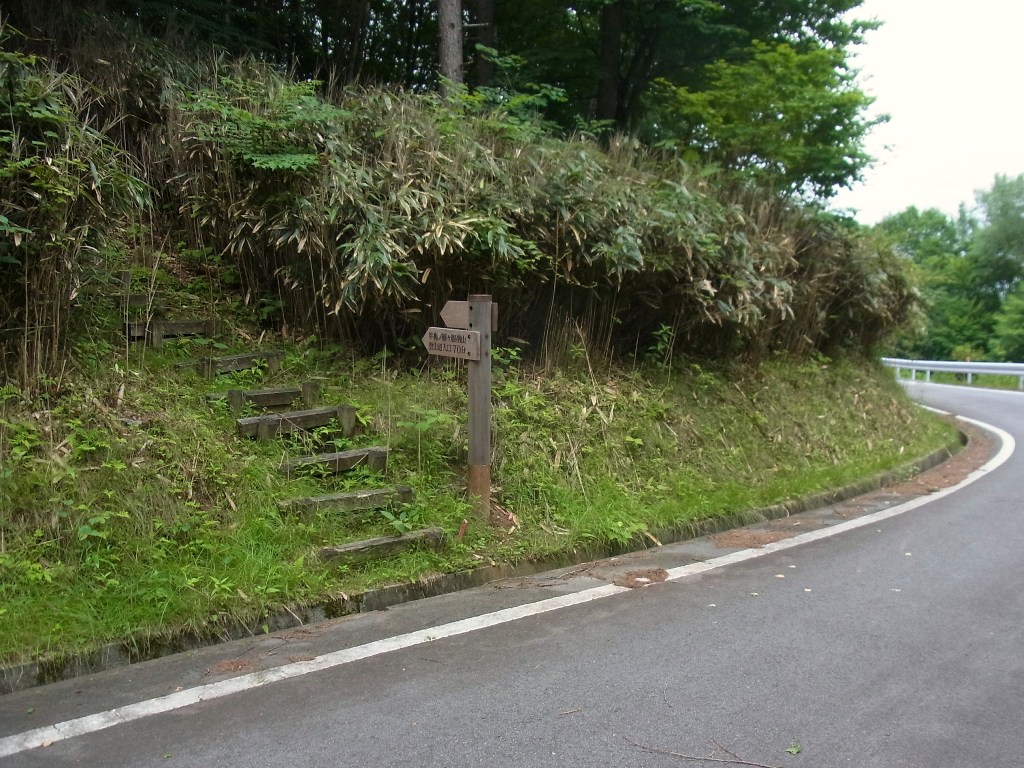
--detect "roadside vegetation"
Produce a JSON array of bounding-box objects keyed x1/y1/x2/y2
[
  {"x1": 0, "y1": 282, "x2": 953, "y2": 663},
  {"x1": 0, "y1": 5, "x2": 957, "y2": 667}
]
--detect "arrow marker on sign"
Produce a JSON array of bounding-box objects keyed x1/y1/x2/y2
[{"x1": 440, "y1": 300, "x2": 498, "y2": 331}]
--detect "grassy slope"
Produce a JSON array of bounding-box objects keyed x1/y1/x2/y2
[{"x1": 0, "y1": 271, "x2": 954, "y2": 665}]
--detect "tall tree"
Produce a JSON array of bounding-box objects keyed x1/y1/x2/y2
[
  {"x1": 438, "y1": 0, "x2": 464, "y2": 92},
  {"x1": 650, "y1": 39, "x2": 878, "y2": 197},
  {"x1": 472, "y1": 0, "x2": 496, "y2": 87},
  {"x1": 992, "y1": 284, "x2": 1024, "y2": 361},
  {"x1": 595, "y1": 1, "x2": 624, "y2": 124},
  {"x1": 968, "y1": 174, "x2": 1024, "y2": 311},
  {"x1": 875, "y1": 207, "x2": 987, "y2": 360}
]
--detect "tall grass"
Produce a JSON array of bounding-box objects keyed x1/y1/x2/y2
[
  {"x1": 0, "y1": 25, "x2": 148, "y2": 390},
  {"x1": 2, "y1": 17, "x2": 915, "y2": 387},
  {"x1": 164, "y1": 61, "x2": 913, "y2": 362}
]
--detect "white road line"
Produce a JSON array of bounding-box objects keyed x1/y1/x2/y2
[{"x1": 0, "y1": 415, "x2": 1013, "y2": 759}]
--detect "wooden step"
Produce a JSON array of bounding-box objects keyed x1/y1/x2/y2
[
  {"x1": 151, "y1": 319, "x2": 220, "y2": 348},
  {"x1": 236, "y1": 404, "x2": 359, "y2": 440},
  {"x1": 207, "y1": 382, "x2": 321, "y2": 412},
  {"x1": 279, "y1": 486, "x2": 413, "y2": 515},
  {"x1": 125, "y1": 319, "x2": 148, "y2": 340},
  {"x1": 178, "y1": 350, "x2": 284, "y2": 378},
  {"x1": 281, "y1": 446, "x2": 388, "y2": 477},
  {"x1": 126, "y1": 318, "x2": 220, "y2": 346},
  {"x1": 319, "y1": 527, "x2": 444, "y2": 566}
]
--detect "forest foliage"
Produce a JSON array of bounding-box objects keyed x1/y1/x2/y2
[
  {"x1": 876, "y1": 174, "x2": 1024, "y2": 362},
  {"x1": 0, "y1": 1, "x2": 914, "y2": 389}
]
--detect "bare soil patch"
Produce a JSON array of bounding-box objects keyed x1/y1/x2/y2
[
  {"x1": 203, "y1": 659, "x2": 254, "y2": 677},
  {"x1": 613, "y1": 568, "x2": 669, "y2": 588},
  {"x1": 885, "y1": 418, "x2": 995, "y2": 494},
  {"x1": 712, "y1": 529, "x2": 802, "y2": 549}
]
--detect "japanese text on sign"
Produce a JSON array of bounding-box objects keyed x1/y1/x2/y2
[{"x1": 423, "y1": 328, "x2": 481, "y2": 361}]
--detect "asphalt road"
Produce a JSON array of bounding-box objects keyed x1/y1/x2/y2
[{"x1": 2, "y1": 381, "x2": 1022, "y2": 767}]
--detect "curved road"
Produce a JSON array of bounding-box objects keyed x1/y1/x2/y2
[{"x1": 1, "y1": 381, "x2": 1022, "y2": 767}]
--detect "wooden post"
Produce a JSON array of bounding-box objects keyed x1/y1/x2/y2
[
  {"x1": 467, "y1": 294, "x2": 492, "y2": 518},
  {"x1": 227, "y1": 389, "x2": 245, "y2": 411},
  {"x1": 149, "y1": 319, "x2": 165, "y2": 349},
  {"x1": 301, "y1": 381, "x2": 321, "y2": 407},
  {"x1": 338, "y1": 404, "x2": 359, "y2": 437}
]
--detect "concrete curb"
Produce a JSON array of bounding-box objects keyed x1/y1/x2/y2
[{"x1": 0, "y1": 434, "x2": 964, "y2": 695}]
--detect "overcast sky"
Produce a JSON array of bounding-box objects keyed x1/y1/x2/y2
[{"x1": 829, "y1": 0, "x2": 1024, "y2": 225}]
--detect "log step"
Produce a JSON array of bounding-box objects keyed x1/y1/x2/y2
[
  {"x1": 178, "y1": 350, "x2": 284, "y2": 378},
  {"x1": 125, "y1": 318, "x2": 221, "y2": 347},
  {"x1": 207, "y1": 382, "x2": 321, "y2": 412},
  {"x1": 236, "y1": 404, "x2": 359, "y2": 440},
  {"x1": 121, "y1": 293, "x2": 161, "y2": 309},
  {"x1": 281, "y1": 447, "x2": 388, "y2": 477},
  {"x1": 125, "y1": 320, "x2": 149, "y2": 340},
  {"x1": 278, "y1": 485, "x2": 413, "y2": 515},
  {"x1": 319, "y1": 527, "x2": 444, "y2": 566}
]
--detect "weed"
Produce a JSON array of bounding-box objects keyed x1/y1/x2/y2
[
  {"x1": 223, "y1": 361, "x2": 269, "y2": 389},
  {"x1": 646, "y1": 324, "x2": 676, "y2": 370},
  {"x1": 379, "y1": 504, "x2": 423, "y2": 535},
  {"x1": 396, "y1": 406, "x2": 456, "y2": 472}
]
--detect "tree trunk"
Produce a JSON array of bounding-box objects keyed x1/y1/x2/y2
[
  {"x1": 595, "y1": 0, "x2": 623, "y2": 125},
  {"x1": 438, "y1": 0, "x2": 464, "y2": 94},
  {"x1": 473, "y1": 0, "x2": 496, "y2": 88}
]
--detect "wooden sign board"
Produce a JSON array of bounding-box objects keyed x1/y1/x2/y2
[
  {"x1": 440, "y1": 300, "x2": 498, "y2": 331},
  {"x1": 423, "y1": 327, "x2": 481, "y2": 361}
]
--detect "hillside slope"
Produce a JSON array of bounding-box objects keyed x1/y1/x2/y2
[{"x1": 0, "y1": 261, "x2": 953, "y2": 666}]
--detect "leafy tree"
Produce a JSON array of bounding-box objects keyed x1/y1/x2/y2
[
  {"x1": 8, "y1": 0, "x2": 879, "y2": 199},
  {"x1": 876, "y1": 182, "x2": 1024, "y2": 361},
  {"x1": 648, "y1": 39, "x2": 879, "y2": 197},
  {"x1": 992, "y1": 283, "x2": 1024, "y2": 361},
  {"x1": 874, "y1": 206, "x2": 968, "y2": 266},
  {"x1": 873, "y1": 207, "x2": 989, "y2": 359},
  {"x1": 488, "y1": 1, "x2": 875, "y2": 197},
  {"x1": 968, "y1": 174, "x2": 1024, "y2": 312}
]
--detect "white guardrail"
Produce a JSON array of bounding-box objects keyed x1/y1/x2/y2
[{"x1": 881, "y1": 357, "x2": 1024, "y2": 389}]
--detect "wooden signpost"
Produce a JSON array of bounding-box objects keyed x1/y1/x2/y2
[{"x1": 423, "y1": 295, "x2": 494, "y2": 518}]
